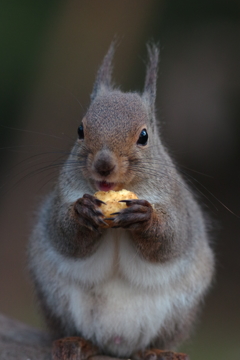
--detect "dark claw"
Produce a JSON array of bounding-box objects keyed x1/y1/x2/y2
[
  {"x1": 98, "y1": 218, "x2": 109, "y2": 227},
  {"x1": 94, "y1": 199, "x2": 106, "y2": 206},
  {"x1": 104, "y1": 217, "x2": 114, "y2": 221},
  {"x1": 110, "y1": 212, "x2": 120, "y2": 215},
  {"x1": 94, "y1": 210, "x2": 104, "y2": 216},
  {"x1": 84, "y1": 223, "x2": 99, "y2": 233},
  {"x1": 118, "y1": 200, "x2": 133, "y2": 203}
]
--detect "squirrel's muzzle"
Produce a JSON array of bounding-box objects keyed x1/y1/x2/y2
[{"x1": 93, "y1": 149, "x2": 116, "y2": 178}]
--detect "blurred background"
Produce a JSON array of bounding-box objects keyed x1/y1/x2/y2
[{"x1": 0, "y1": 1, "x2": 240, "y2": 359}]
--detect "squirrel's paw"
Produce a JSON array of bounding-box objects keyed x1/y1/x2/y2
[
  {"x1": 134, "y1": 349, "x2": 189, "y2": 360},
  {"x1": 109, "y1": 199, "x2": 153, "y2": 230},
  {"x1": 52, "y1": 336, "x2": 101, "y2": 360},
  {"x1": 74, "y1": 194, "x2": 108, "y2": 232}
]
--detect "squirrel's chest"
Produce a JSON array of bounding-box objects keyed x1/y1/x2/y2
[
  {"x1": 59, "y1": 230, "x2": 172, "y2": 356},
  {"x1": 67, "y1": 276, "x2": 166, "y2": 356}
]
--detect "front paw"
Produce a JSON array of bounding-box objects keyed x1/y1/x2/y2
[
  {"x1": 109, "y1": 199, "x2": 154, "y2": 230},
  {"x1": 52, "y1": 337, "x2": 101, "y2": 360},
  {"x1": 74, "y1": 194, "x2": 108, "y2": 233},
  {"x1": 134, "y1": 349, "x2": 189, "y2": 360}
]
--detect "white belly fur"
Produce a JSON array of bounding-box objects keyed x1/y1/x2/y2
[
  {"x1": 41, "y1": 228, "x2": 207, "y2": 357},
  {"x1": 60, "y1": 230, "x2": 170, "y2": 356},
  {"x1": 67, "y1": 276, "x2": 171, "y2": 356}
]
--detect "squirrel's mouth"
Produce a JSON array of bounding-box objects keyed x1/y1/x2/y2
[{"x1": 96, "y1": 181, "x2": 116, "y2": 191}]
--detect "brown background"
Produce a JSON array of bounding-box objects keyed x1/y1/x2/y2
[{"x1": 0, "y1": 1, "x2": 240, "y2": 359}]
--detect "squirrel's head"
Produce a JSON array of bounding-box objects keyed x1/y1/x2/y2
[{"x1": 70, "y1": 43, "x2": 160, "y2": 192}]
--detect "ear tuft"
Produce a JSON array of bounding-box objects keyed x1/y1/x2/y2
[
  {"x1": 143, "y1": 44, "x2": 160, "y2": 113},
  {"x1": 91, "y1": 42, "x2": 115, "y2": 101}
]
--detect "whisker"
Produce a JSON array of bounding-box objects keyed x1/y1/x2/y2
[
  {"x1": 0, "y1": 124, "x2": 64, "y2": 140},
  {"x1": 1, "y1": 152, "x2": 71, "y2": 185},
  {"x1": 1, "y1": 152, "x2": 82, "y2": 193},
  {"x1": 61, "y1": 132, "x2": 76, "y2": 142},
  {"x1": 128, "y1": 155, "x2": 237, "y2": 215}
]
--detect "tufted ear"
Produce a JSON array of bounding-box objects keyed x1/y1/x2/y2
[
  {"x1": 143, "y1": 44, "x2": 159, "y2": 115},
  {"x1": 91, "y1": 42, "x2": 115, "y2": 101}
]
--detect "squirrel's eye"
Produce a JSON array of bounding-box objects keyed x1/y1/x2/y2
[
  {"x1": 78, "y1": 125, "x2": 84, "y2": 139},
  {"x1": 137, "y1": 128, "x2": 148, "y2": 146}
]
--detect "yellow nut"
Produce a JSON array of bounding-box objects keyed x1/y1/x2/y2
[{"x1": 94, "y1": 189, "x2": 138, "y2": 227}]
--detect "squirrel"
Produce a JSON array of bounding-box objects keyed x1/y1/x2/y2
[{"x1": 28, "y1": 43, "x2": 214, "y2": 360}]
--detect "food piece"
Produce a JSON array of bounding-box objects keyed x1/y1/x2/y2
[{"x1": 94, "y1": 189, "x2": 138, "y2": 227}]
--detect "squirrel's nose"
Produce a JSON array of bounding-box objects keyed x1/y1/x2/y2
[
  {"x1": 93, "y1": 150, "x2": 116, "y2": 178},
  {"x1": 97, "y1": 165, "x2": 116, "y2": 177}
]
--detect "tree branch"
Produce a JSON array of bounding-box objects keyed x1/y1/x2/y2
[
  {"x1": 0, "y1": 314, "x2": 188, "y2": 360},
  {"x1": 0, "y1": 314, "x2": 121, "y2": 360}
]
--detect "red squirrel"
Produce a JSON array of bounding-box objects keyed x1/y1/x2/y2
[{"x1": 28, "y1": 43, "x2": 214, "y2": 360}]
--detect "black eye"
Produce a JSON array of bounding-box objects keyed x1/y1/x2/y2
[
  {"x1": 137, "y1": 128, "x2": 148, "y2": 146},
  {"x1": 78, "y1": 125, "x2": 84, "y2": 139}
]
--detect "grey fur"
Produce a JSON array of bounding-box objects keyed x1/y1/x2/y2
[
  {"x1": 91, "y1": 42, "x2": 115, "y2": 101},
  {"x1": 28, "y1": 44, "x2": 214, "y2": 358},
  {"x1": 143, "y1": 44, "x2": 159, "y2": 116}
]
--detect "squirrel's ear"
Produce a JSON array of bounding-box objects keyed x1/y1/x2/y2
[
  {"x1": 143, "y1": 44, "x2": 159, "y2": 114},
  {"x1": 91, "y1": 42, "x2": 115, "y2": 101}
]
